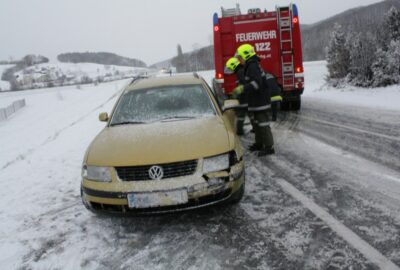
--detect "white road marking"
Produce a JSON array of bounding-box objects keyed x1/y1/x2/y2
[
  {"x1": 276, "y1": 178, "x2": 400, "y2": 270},
  {"x1": 381, "y1": 174, "x2": 400, "y2": 184},
  {"x1": 300, "y1": 115, "x2": 400, "y2": 143}
]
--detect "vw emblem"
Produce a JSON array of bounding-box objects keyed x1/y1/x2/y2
[{"x1": 148, "y1": 165, "x2": 164, "y2": 180}]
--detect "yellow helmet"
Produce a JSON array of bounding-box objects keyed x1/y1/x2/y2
[
  {"x1": 236, "y1": 44, "x2": 256, "y2": 61},
  {"x1": 225, "y1": 57, "x2": 241, "y2": 71}
]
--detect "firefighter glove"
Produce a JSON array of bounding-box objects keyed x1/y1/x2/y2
[
  {"x1": 232, "y1": 85, "x2": 244, "y2": 97},
  {"x1": 271, "y1": 95, "x2": 283, "y2": 102}
]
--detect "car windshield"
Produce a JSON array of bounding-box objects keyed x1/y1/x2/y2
[{"x1": 110, "y1": 84, "x2": 216, "y2": 125}]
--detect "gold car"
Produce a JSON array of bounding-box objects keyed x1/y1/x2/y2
[{"x1": 81, "y1": 74, "x2": 245, "y2": 214}]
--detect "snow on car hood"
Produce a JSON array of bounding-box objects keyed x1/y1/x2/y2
[{"x1": 86, "y1": 116, "x2": 233, "y2": 166}]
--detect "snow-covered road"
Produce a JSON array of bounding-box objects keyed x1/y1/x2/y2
[{"x1": 1, "y1": 62, "x2": 400, "y2": 269}]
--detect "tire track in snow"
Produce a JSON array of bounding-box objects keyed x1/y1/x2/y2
[
  {"x1": 113, "y1": 206, "x2": 297, "y2": 270},
  {"x1": 139, "y1": 229, "x2": 208, "y2": 270},
  {"x1": 297, "y1": 114, "x2": 400, "y2": 143},
  {"x1": 241, "y1": 136, "x2": 400, "y2": 269},
  {"x1": 20, "y1": 199, "x2": 285, "y2": 270},
  {"x1": 275, "y1": 178, "x2": 400, "y2": 270},
  {"x1": 279, "y1": 110, "x2": 400, "y2": 172},
  {"x1": 1, "y1": 89, "x2": 122, "y2": 171}
]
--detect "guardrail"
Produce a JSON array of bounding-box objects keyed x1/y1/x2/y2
[{"x1": 0, "y1": 99, "x2": 26, "y2": 121}]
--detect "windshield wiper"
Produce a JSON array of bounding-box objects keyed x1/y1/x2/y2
[
  {"x1": 160, "y1": 116, "x2": 197, "y2": 122},
  {"x1": 110, "y1": 121, "x2": 146, "y2": 126}
]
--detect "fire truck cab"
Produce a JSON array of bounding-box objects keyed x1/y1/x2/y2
[{"x1": 213, "y1": 3, "x2": 304, "y2": 111}]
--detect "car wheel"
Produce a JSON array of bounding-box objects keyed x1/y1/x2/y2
[
  {"x1": 228, "y1": 182, "x2": 245, "y2": 204},
  {"x1": 80, "y1": 186, "x2": 93, "y2": 211}
]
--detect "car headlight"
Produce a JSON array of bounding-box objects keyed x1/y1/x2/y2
[
  {"x1": 82, "y1": 165, "x2": 112, "y2": 182},
  {"x1": 203, "y1": 153, "x2": 229, "y2": 174}
]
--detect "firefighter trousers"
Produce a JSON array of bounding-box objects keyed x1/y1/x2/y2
[
  {"x1": 235, "y1": 108, "x2": 247, "y2": 135},
  {"x1": 249, "y1": 110, "x2": 274, "y2": 149},
  {"x1": 235, "y1": 107, "x2": 255, "y2": 135},
  {"x1": 271, "y1": 101, "x2": 279, "y2": 121}
]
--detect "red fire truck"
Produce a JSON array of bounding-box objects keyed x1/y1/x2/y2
[{"x1": 213, "y1": 3, "x2": 304, "y2": 110}]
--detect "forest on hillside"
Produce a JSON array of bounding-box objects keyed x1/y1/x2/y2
[{"x1": 57, "y1": 52, "x2": 147, "y2": 68}]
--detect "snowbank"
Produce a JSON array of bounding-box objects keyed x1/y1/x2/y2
[{"x1": 302, "y1": 61, "x2": 400, "y2": 112}]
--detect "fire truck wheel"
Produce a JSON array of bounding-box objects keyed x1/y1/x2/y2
[
  {"x1": 281, "y1": 101, "x2": 290, "y2": 111},
  {"x1": 291, "y1": 97, "x2": 301, "y2": 111}
]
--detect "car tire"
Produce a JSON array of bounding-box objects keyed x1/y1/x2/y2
[
  {"x1": 81, "y1": 186, "x2": 94, "y2": 211},
  {"x1": 228, "y1": 182, "x2": 245, "y2": 204}
]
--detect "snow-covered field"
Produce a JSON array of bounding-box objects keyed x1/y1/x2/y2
[
  {"x1": 0, "y1": 79, "x2": 129, "y2": 269},
  {"x1": 15, "y1": 62, "x2": 148, "y2": 81},
  {"x1": 1, "y1": 61, "x2": 400, "y2": 269},
  {"x1": 302, "y1": 61, "x2": 400, "y2": 112},
  {"x1": 0, "y1": 62, "x2": 150, "y2": 91}
]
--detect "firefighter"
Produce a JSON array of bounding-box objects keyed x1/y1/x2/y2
[
  {"x1": 265, "y1": 72, "x2": 282, "y2": 121},
  {"x1": 225, "y1": 57, "x2": 247, "y2": 135},
  {"x1": 233, "y1": 44, "x2": 275, "y2": 156}
]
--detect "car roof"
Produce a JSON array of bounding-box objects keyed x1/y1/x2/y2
[{"x1": 125, "y1": 75, "x2": 204, "y2": 92}]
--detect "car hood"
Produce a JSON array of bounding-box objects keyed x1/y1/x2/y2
[{"x1": 86, "y1": 116, "x2": 232, "y2": 166}]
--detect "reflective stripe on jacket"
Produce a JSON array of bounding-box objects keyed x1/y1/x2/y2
[{"x1": 271, "y1": 95, "x2": 282, "y2": 102}]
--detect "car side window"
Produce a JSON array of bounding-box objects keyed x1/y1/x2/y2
[{"x1": 202, "y1": 79, "x2": 224, "y2": 112}]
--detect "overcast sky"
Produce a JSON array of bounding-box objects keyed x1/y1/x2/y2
[{"x1": 0, "y1": 0, "x2": 384, "y2": 65}]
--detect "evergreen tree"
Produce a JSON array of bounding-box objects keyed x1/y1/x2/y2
[
  {"x1": 171, "y1": 45, "x2": 214, "y2": 73},
  {"x1": 384, "y1": 7, "x2": 400, "y2": 84},
  {"x1": 326, "y1": 24, "x2": 350, "y2": 80},
  {"x1": 384, "y1": 6, "x2": 400, "y2": 42},
  {"x1": 372, "y1": 48, "x2": 392, "y2": 86},
  {"x1": 348, "y1": 32, "x2": 376, "y2": 86},
  {"x1": 175, "y1": 44, "x2": 186, "y2": 73},
  {"x1": 372, "y1": 6, "x2": 400, "y2": 86},
  {"x1": 387, "y1": 40, "x2": 400, "y2": 83}
]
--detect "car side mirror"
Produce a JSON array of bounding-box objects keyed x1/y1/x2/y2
[
  {"x1": 222, "y1": 99, "x2": 240, "y2": 112},
  {"x1": 99, "y1": 112, "x2": 109, "y2": 122}
]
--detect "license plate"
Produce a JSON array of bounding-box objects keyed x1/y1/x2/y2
[{"x1": 127, "y1": 189, "x2": 188, "y2": 208}]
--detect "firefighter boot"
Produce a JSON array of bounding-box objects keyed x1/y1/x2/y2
[
  {"x1": 250, "y1": 127, "x2": 263, "y2": 152},
  {"x1": 248, "y1": 143, "x2": 262, "y2": 151},
  {"x1": 255, "y1": 111, "x2": 275, "y2": 156},
  {"x1": 258, "y1": 146, "x2": 275, "y2": 156},
  {"x1": 258, "y1": 126, "x2": 275, "y2": 156}
]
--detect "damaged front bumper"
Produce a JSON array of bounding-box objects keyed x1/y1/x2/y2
[{"x1": 81, "y1": 161, "x2": 245, "y2": 215}]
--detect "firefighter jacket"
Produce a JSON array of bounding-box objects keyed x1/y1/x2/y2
[
  {"x1": 243, "y1": 56, "x2": 271, "y2": 111},
  {"x1": 234, "y1": 65, "x2": 248, "y2": 108},
  {"x1": 264, "y1": 72, "x2": 282, "y2": 103}
]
